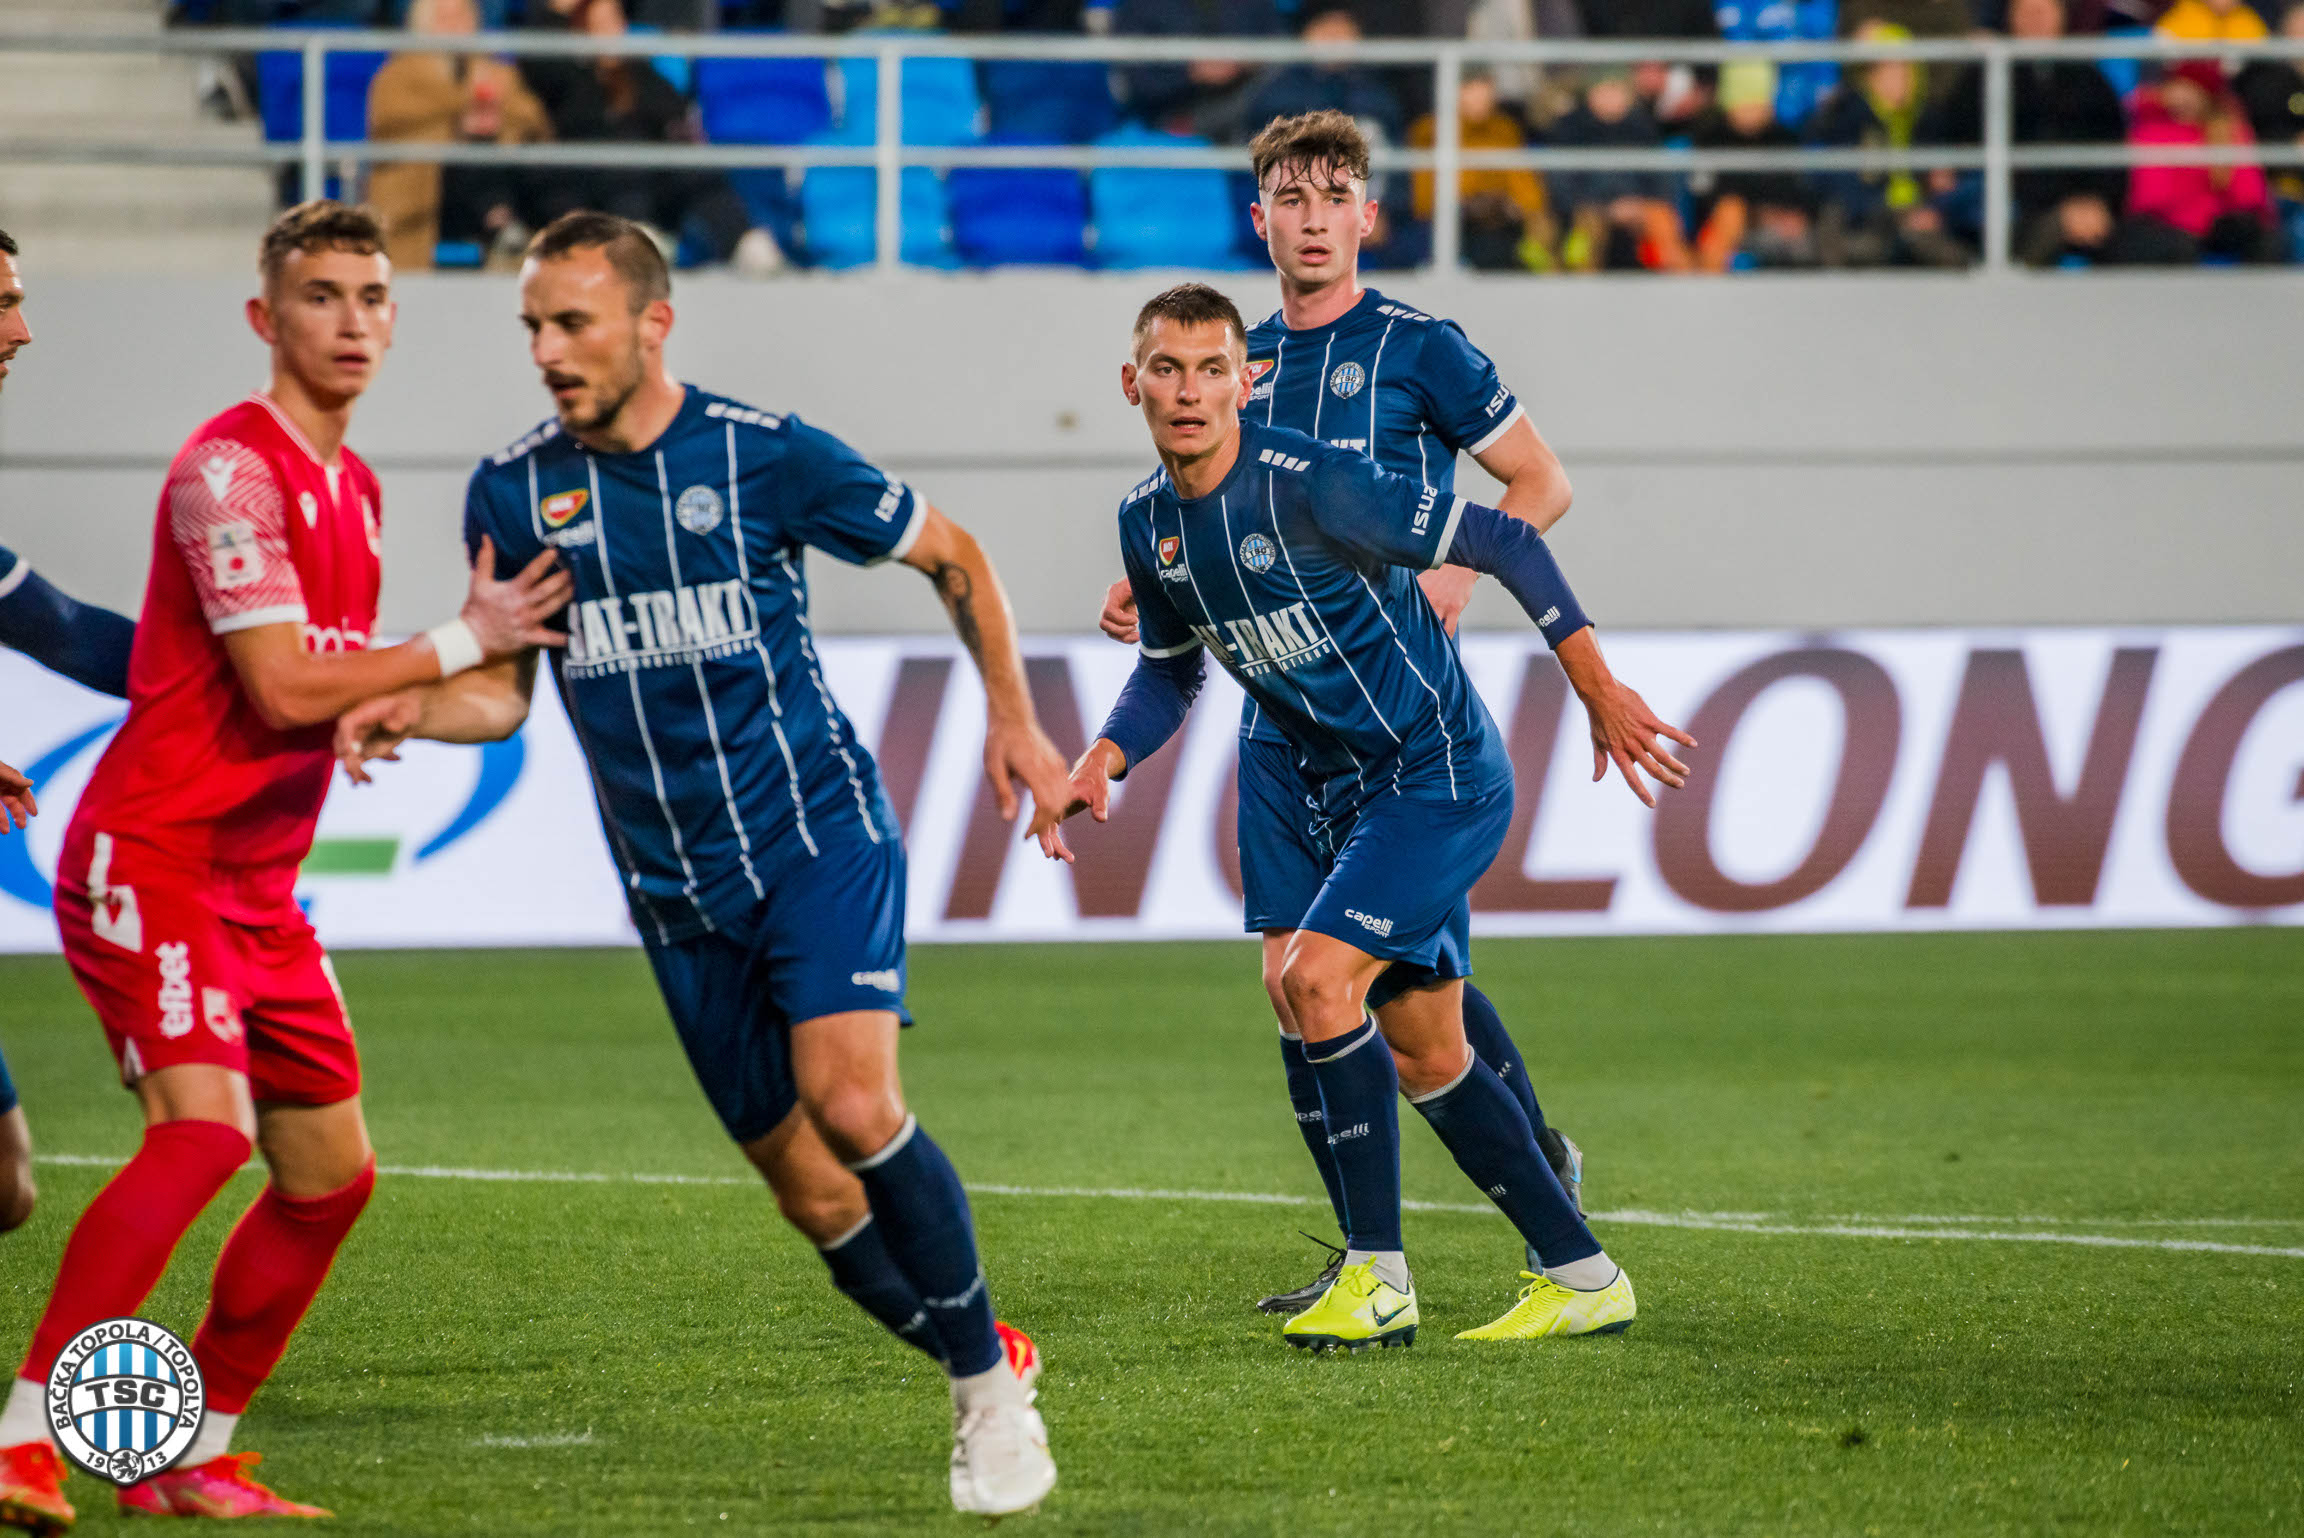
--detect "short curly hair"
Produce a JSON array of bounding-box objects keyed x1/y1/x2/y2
[{"x1": 1248, "y1": 110, "x2": 1373, "y2": 195}]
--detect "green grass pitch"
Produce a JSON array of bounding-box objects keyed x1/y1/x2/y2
[{"x1": 1, "y1": 930, "x2": 2299, "y2": 1536}]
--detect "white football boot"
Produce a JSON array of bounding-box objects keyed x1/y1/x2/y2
[{"x1": 949, "y1": 1398, "x2": 1056, "y2": 1517}]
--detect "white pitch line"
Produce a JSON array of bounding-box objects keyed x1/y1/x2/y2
[
  {"x1": 34, "y1": 1155, "x2": 2304, "y2": 1260},
  {"x1": 474, "y1": 1431, "x2": 596, "y2": 1449}
]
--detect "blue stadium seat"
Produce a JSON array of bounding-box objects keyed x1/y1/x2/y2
[
  {"x1": 697, "y1": 52, "x2": 833, "y2": 145},
  {"x1": 1088, "y1": 126, "x2": 1250, "y2": 270},
  {"x1": 834, "y1": 53, "x2": 982, "y2": 145},
  {"x1": 257, "y1": 35, "x2": 388, "y2": 145},
  {"x1": 980, "y1": 61, "x2": 1118, "y2": 144},
  {"x1": 800, "y1": 127, "x2": 957, "y2": 269},
  {"x1": 949, "y1": 141, "x2": 1089, "y2": 267}
]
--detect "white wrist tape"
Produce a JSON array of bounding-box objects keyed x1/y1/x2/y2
[{"x1": 425, "y1": 618, "x2": 484, "y2": 679}]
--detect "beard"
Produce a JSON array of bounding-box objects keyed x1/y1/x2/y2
[{"x1": 560, "y1": 351, "x2": 645, "y2": 434}]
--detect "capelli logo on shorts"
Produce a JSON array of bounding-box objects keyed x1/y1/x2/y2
[
  {"x1": 849, "y1": 969, "x2": 901, "y2": 992},
  {"x1": 1344, "y1": 909, "x2": 1394, "y2": 938},
  {"x1": 155, "y1": 943, "x2": 195, "y2": 1040}
]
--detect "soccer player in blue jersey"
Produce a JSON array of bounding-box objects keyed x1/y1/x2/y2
[
  {"x1": 1044, "y1": 284, "x2": 1694, "y2": 1349},
  {"x1": 1094, "y1": 111, "x2": 1591, "y2": 1314},
  {"x1": 333, "y1": 213, "x2": 1068, "y2": 1514},
  {"x1": 0, "y1": 225, "x2": 138, "y2": 1238}
]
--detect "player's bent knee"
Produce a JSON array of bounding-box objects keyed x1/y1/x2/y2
[
  {"x1": 803, "y1": 1087, "x2": 908, "y2": 1167},
  {"x1": 1278, "y1": 955, "x2": 1355, "y2": 1033}
]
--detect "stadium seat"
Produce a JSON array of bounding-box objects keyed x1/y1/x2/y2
[
  {"x1": 834, "y1": 53, "x2": 982, "y2": 145},
  {"x1": 255, "y1": 35, "x2": 388, "y2": 145},
  {"x1": 697, "y1": 52, "x2": 833, "y2": 146},
  {"x1": 980, "y1": 61, "x2": 1119, "y2": 144},
  {"x1": 1088, "y1": 126, "x2": 1251, "y2": 270},
  {"x1": 800, "y1": 126, "x2": 957, "y2": 269},
  {"x1": 949, "y1": 141, "x2": 1089, "y2": 267}
]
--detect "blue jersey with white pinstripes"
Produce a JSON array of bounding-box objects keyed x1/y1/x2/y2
[
  {"x1": 465, "y1": 388, "x2": 915, "y2": 944},
  {"x1": 1120, "y1": 421, "x2": 1509, "y2": 818},
  {"x1": 1239, "y1": 288, "x2": 1522, "y2": 744}
]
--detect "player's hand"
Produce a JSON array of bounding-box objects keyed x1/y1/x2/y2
[
  {"x1": 335, "y1": 692, "x2": 424, "y2": 786},
  {"x1": 984, "y1": 714, "x2": 1071, "y2": 845},
  {"x1": 1098, "y1": 577, "x2": 1139, "y2": 646},
  {"x1": 1034, "y1": 742, "x2": 1122, "y2": 864},
  {"x1": 1556, "y1": 629, "x2": 1696, "y2": 809},
  {"x1": 0, "y1": 758, "x2": 35, "y2": 834},
  {"x1": 461, "y1": 536, "x2": 573, "y2": 659},
  {"x1": 1416, "y1": 565, "x2": 1479, "y2": 635}
]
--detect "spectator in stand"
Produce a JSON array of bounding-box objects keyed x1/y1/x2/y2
[
  {"x1": 1574, "y1": 0, "x2": 1715, "y2": 38},
  {"x1": 2236, "y1": 0, "x2": 2304, "y2": 198},
  {"x1": 1839, "y1": 0, "x2": 1971, "y2": 37},
  {"x1": 368, "y1": 0, "x2": 553, "y2": 272},
  {"x1": 2156, "y1": 0, "x2": 2269, "y2": 40},
  {"x1": 2122, "y1": 60, "x2": 2288, "y2": 260},
  {"x1": 1246, "y1": 5, "x2": 1407, "y2": 146},
  {"x1": 1409, "y1": 68, "x2": 1557, "y2": 268},
  {"x1": 1113, "y1": 0, "x2": 1288, "y2": 138},
  {"x1": 519, "y1": 0, "x2": 782, "y2": 272},
  {"x1": 1922, "y1": 0, "x2": 2128, "y2": 266},
  {"x1": 1805, "y1": 21, "x2": 1969, "y2": 264},
  {"x1": 1691, "y1": 59, "x2": 1817, "y2": 268},
  {"x1": 1548, "y1": 69, "x2": 1694, "y2": 269}
]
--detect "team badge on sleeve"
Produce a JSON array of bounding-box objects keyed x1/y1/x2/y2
[
  {"x1": 1158, "y1": 536, "x2": 1180, "y2": 565},
  {"x1": 1328, "y1": 362, "x2": 1366, "y2": 399},
  {"x1": 675, "y1": 484, "x2": 726, "y2": 536},
  {"x1": 540, "y1": 489, "x2": 589, "y2": 528},
  {"x1": 207, "y1": 522, "x2": 264, "y2": 590},
  {"x1": 48, "y1": 1316, "x2": 206, "y2": 1485}
]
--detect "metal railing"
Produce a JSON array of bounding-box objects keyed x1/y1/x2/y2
[{"x1": 5, "y1": 25, "x2": 2304, "y2": 275}]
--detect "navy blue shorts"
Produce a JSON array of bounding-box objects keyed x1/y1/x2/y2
[
  {"x1": 643, "y1": 836, "x2": 910, "y2": 1145},
  {"x1": 0, "y1": 1040, "x2": 16, "y2": 1117},
  {"x1": 1236, "y1": 737, "x2": 1334, "y2": 934},
  {"x1": 1298, "y1": 783, "x2": 1514, "y2": 1010}
]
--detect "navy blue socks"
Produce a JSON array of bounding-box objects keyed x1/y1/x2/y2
[
  {"x1": 843, "y1": 1116, "x2": 1003, "y2": 1377},
  {"x1": 1278, "y1": 1031, "x2": 1351, "y2": 1229},
  {"x1": 1302, "y1": 1019, "x2": 1404, "y2": 1254},
  {"x1": 1408, "y1": 1055, "x2": 1601, "y2": 1269},
  {"x1": 1461, "y1": 984, "x2": 1544, "y2": 1137},
  {"x1": 817, "y1": 1213, "x2": 946, "y2": 1363}
]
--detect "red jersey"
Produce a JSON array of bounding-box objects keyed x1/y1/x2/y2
[{"x1": 65, "y1": 394, "x2": 383, "y2": 920}]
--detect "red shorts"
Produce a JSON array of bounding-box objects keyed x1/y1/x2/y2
[{"x1": 53, "y1": 834, "x2": 360, "y2": 1105}]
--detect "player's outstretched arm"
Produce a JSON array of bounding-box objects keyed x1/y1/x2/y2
[
  {"x1": 1419, "y1": 417, "x2": 1576, "y2": 634},
  {"x1": 1443, "y1": 501, "x2": 1695, "y2": 806},
  {"x1": 336, "y1": 653, "x2": 539, "y2": 785},
  {"x1": 897, "y1": 506, "x2": 1070, "y2": 840},
  {"x1": 0, "y1": 548, "x2": 136, "y2": 699},
  {"x1": 0, "y1": 757, "x2": 34, "y2": 834},
  {"x1": 225, "y1": 536, "x2": 568, "y2": 732},
  {"x1": 1036, "y1": 642, "x2": 1207, "y2": 863}
]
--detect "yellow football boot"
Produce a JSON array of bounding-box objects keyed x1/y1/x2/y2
[
  {"x1": 1281, "y1": 1260, "x2": 1418, "y2": 1352},
  {"x1": 1456, "y1": 1268, "x2": 1636, "y2": 1341}
]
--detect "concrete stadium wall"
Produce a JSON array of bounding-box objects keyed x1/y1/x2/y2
[{"x1": 0, "y1": 269, "x2": 2298, "y2": 636}]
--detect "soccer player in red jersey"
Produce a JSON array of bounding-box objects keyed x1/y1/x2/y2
[{"x1": 0, "y1": 202, "x2": 568, "y2": 1533}]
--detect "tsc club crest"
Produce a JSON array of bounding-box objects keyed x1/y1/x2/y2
[
  {"x1": 540, "y1": 489, "x2": 589, "y2": 529},
  {"x1": 1328, "y1": 362, "x2": 1366, "y2": 399},
  {"x1": 1238, "y1": 532, "x2": 1277, "y2": 573},
  {"x1": 48, "y1": 1317, "x2": 205, "y2": 1486},
  {"x1": 1158, "y1": 536, "x2": 1180, "y2": 565},
  {"x1": 675, "y1": 484, "x2": 726, "y2": 536}
]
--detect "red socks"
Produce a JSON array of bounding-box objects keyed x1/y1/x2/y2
[
  {"x1": 193, "y1": 1159, "x2": 374, "y2": 1413},
  {"x1": 21, "y1": 1119, "x2": 253, "y2": 1382}
]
